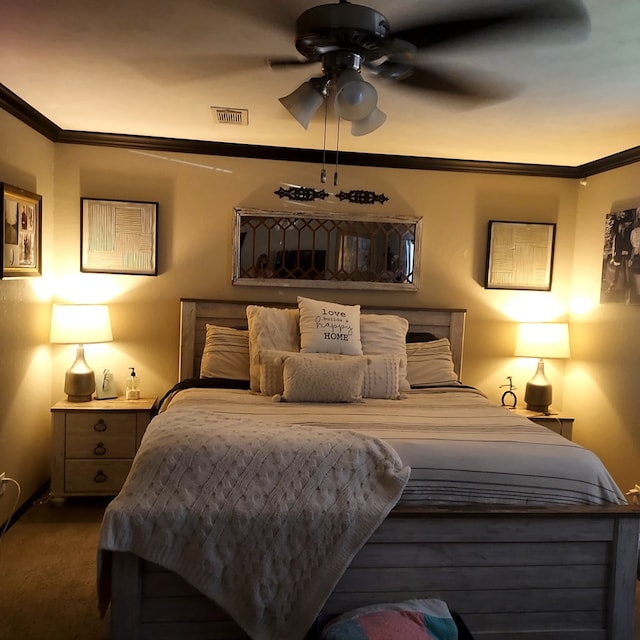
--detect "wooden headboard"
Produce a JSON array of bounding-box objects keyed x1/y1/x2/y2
[{"x1": 179, "y1": 298, "x2": 466, "y2": 381}]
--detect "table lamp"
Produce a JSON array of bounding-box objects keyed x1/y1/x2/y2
[
  {"x1": 515, "y1": 322, "x2": 570, "y2": 414},
  {"x1": 50, "y1": 303, "x2": 113, "y2": 402}
]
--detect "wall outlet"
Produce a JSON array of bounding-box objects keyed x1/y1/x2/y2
[{"x1": 0, "y1": 472, "x2": 5, "y2": 497}]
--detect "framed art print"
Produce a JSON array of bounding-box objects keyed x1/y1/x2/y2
[
  {"x1": 81, "y1": 198, "x2": 158, "y2": 275},
  {"x1": 485, "y1": 220, "x2": 556, "y2": 291},
  {"x1": 1, "y1": 183, "x2": 42, "y2": 278}
]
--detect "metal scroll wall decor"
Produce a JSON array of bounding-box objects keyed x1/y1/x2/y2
[
  {"x1": 274, "y1": 185, "x2": 388, "y2": 204},
  {"x1": 232, "y1": 207, "x2": 421, "y2": 290}
]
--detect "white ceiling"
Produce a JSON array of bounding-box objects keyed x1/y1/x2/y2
[{"x1": 1, "y1": 0, "x2": 639, "y2": 167}]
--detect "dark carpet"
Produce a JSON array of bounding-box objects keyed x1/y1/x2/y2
[{"x1": 0, "y1": 494, "x2": 110, "y2": 640}]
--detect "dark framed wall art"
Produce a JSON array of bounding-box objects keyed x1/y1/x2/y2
[
  {"x1": 1, "y1": 182, "x2": 42, "y2": 278},
  {"x1": 485, "y1": 220, "x2": 556, "y2": 291},
  {"x1": 600, "y1": 207, "x2": 640, "y2": 304},
  {"x1": 81, "y1": 198, "x2": 158, "y2": 275}
]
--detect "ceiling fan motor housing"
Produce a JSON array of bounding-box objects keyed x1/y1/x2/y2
[{"x1": 295, "y1": 3, "x2": 390, "y2": 63}]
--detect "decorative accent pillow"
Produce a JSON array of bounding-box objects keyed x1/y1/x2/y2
[
  {"x1": 360, "y1": 313, "x2": 410, "y2": 391},
  {"x1": 200, "y1": 324, "x2": 250, "y2": 380},
  {"x1": 262, "y1": 351, "x2": 401, "y2": 400},
  {"x1": 363, "y1": 354, "x2": 402, "y2": 400},
  {"x1": 246, "y1": 305, "x2": 300, "y2": 392},
  {"x1": 321, "y1": 599, "x2": 459, "y2": 640},
  {"x1": 297, "y1": 296, "x2": 362, "y2": 356},
  {"x1": 260, "y1": 350, "x2": 341, "y2": 397},
  {"x1": 406, "y1": 338, "x2": 459, "y2": 387},
  {"x1": 279, "y1": 354, "x2": 366, "y2": 403}
]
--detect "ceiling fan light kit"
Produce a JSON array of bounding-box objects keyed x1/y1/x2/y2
[
  {"x1": 350, "y1": 106, "x2": 386, "y2": 136},
  {"x1": 279, "y1": 76, "x2": 329, "y2": 129},
  {"x1": 272, "y1": 0, "x2": 589, "y2": 137},
  {"x1": 334, "y1": 68, "x2": 378, "y2": 122}
]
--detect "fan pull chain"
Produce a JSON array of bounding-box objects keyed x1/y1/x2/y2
[
  {"x1": 320, "y1": 98, "x2": 328, "y2": 183},
  {"x1": 334, "y1": 117, "x2": 341, "y2": 186}
]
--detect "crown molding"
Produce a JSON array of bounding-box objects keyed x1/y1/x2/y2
[
  {"x1": 0, "y1": 83, "x2": 61, "y2": 140},
  {"x1": 1, "y1": 82, "x2": 637, "y2": 179}
]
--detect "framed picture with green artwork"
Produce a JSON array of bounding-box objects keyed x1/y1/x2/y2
[{"x1": 81, "y1": 198, "x2": 158, "y2": 275}]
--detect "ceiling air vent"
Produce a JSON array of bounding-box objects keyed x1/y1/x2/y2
[{"x1": 211, "y1": 107, "x2": 249, "y2": 126}]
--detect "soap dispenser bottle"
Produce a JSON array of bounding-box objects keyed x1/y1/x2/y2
[{"x1": 126, "y1": 367, "x2": 140, "y2": 400}]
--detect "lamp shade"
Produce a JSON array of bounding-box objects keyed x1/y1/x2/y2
[
  {"x1": 351, "y1": 106, "x2": 387, "y2": 136},
  {"x1": 279, "y1": 77, "x2": 328, "y2": 129},
  {"x1": 515, "y1": 323, "x2": 570, "y2": 359},
  {"x1": 50, "y1": 304, "x2": 113, "y2": 345},
  {"x1": 334, "y1": 69, "x2": 378, "y2": 122}
]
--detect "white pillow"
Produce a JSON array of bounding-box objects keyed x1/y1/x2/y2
[
  {"x1": 363, "y1": 354, "x2": 402, "y2": 400},
  {"x1": 260, "y1": 350, "x2": 341, "y2": 397},
  {"x1": 262, "y1": 351, "x2": 402, "y2": 400},
  {"x1": 280, "y1": 354, "x2": 366, "y2": 403},
  {"x1": 406, "y1": 338, "x2": 459, "y2": 386},
  {"x1": 200, "y1": 324, "x2": 250, "y2": 380},
  {"x1": 297, "y1": 296, "x2": 362, "y2": 356},
  {"x1": 360, "y1": 313, "x2": 410, "y2": 391},
  {"x1": 246, "y1": 305, "x2": 300, "y2": 392}
]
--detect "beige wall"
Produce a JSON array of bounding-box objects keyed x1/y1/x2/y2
[
  {"x1": 1, "y1": 108, "x2": 639, "y2": 523},
  {"x1": 0, "y1": 110, "x2": 55, "y2": 524},
  {"x1": 565, "y1": 166, "x2": 640, "y2": 492}
]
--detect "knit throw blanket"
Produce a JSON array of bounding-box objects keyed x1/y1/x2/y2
[{"x1": 98, "y1": 406, "x2": 410, "y2": 640}]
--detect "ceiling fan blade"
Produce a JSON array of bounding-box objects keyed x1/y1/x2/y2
[
  {"x1": 266, "y1": 57, "x2": 315, "y2": 69},
  {"x1": 129, "y1": 54, "x2": 270, "y2": 85},
  {"x1": 392, "y1": 0, "x2": 590, "y2": 51},
  {"x1": 377, "y1": 62, "x2": 519, "y2": 104},
  {"x1": 203, "y1": 0, "x2": 300, "y2": 36}
]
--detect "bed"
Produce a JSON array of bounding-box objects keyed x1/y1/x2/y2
[{"x1": 98, "y1": 298, "x2": 640, "y2": 640}]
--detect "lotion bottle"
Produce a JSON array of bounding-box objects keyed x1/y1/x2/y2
[{"x1": 126, "y1": 367, "x2": 140, "y2": 400}]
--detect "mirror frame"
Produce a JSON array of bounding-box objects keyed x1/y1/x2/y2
[{"x1": 232, "y1": 207, "x2": 422, "y2": 290}]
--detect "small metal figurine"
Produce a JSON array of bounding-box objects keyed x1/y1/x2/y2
[{"x1": 500, "y1": 376, "x2": 517, "y2": 408}]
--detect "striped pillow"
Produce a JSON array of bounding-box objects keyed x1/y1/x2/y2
[
  {"x1": 200, "y1": 324, "x2": 250, "y2": 380},
  {"x1": 406, "y1": 338, "x2": 458, "y2": 387}
]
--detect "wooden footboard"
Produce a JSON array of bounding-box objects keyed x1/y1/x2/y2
[{"x1": 108, "y1": 506, "x2": 639, "y2": 640}]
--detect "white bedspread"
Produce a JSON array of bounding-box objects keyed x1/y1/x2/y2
[{"x1": 98, "y1": 408, "x2": 409, "y2": 640}]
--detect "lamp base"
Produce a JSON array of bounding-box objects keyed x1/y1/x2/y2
[
  {"x1": 524, "y1": 359, "x2": 552, "y2": 414},
  {"x1": 64, "y1": 345, "x2": 96, "y2": 402},
  {"x1": 525, "y1": 400, "x2": 552, "y2": 414},
  {"x1": 66, "y1": 392, "x2": 94, "y2": 403}
]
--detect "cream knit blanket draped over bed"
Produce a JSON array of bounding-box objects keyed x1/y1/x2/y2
[{"x1": 98, "y1": 406, "x2": 410, "y2": 640}]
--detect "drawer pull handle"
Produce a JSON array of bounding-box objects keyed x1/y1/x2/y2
[
  {"x1": 93, "y1": 420, "x2": 107, "y2": 432},
  {"x1": 94, "y1": 471, "x2": 107, "y2": 484},
  {"x1": 93, "y1": 443, "x2": 107, "y2": 456}
]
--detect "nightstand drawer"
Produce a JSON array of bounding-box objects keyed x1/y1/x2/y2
[
  {"x1": 65, "y1": 460, "x2": 133, "y2": 494},
  {"x1": 51, "y1": 396, "x2": 157, "y2": 503},
  {"x1": 65, "y1": 413, "x2": 137, "y2": 458}
]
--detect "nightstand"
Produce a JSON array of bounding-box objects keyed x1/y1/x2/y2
[
  {"x1": 50, "y1": 396, "x2": 157, "y2": 504},
  {"x1": 512, "y1": 408, "x2": 574, "y2": 440}
]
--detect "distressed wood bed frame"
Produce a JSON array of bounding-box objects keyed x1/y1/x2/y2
[{"x1": 107, "y1": 298, "x2": 639, "y2": 640}]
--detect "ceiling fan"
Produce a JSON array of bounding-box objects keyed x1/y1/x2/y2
[{"x1": 267, "y1": 0, "x2": 590, "y2": 135}]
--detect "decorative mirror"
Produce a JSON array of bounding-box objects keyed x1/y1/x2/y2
[{"x1": 232, "y1": 208, "x2": 421, "y2": 290}]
